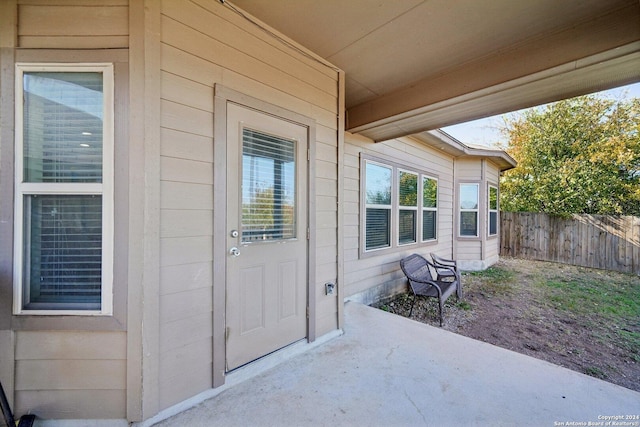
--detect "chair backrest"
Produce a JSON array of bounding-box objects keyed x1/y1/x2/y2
[{"x1": 400, "y1": 254, "x2": 434, "y2": 282}]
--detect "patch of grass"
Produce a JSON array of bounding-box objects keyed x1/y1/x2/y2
[
  {"x1": 468, "y1": 266, "x2": 517, "y2": 296},
  {"x1": 469, "y1": 266, "x2": 516, "y2": 283},
  {"x1": 617, "y1": 328, "x2": 640, "y2": 362},
  {"x1": 584, "y1": 366, "x2": 607, "y2": 379},
  {"x1": 537, "y1": 272, "x2": 640, "y2": 366},
  {"x1": 456, "y1": 301, "x2": 472, "y2": 311},
  {"x1": 538, "y1": 276, "x2": 640, "y2": 319}
]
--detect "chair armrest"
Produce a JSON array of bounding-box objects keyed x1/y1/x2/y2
[
  {"x1": 431, "y1": 253, "x2": 458, "y2": 268},
  {"x1": 433, "y1": 264, "x2": 457, "y2": 277}
]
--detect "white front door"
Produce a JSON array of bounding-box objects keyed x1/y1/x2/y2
[{"x1": 225, "y1": 102, "x2": 308, "y2": 371}]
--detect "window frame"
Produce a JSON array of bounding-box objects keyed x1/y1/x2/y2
[
  {"x1": 458, "y1": 182, "x2": 479, "y2": 238},
  {"x1": 360, "y1": 155, "x2": 439, "y2": 258},
  {"x1": 488, "y1": 184, "x2": 499, "y2": 237},
  {"x1": 13, "y1": 63, "x2": 114, "y2": 316}
]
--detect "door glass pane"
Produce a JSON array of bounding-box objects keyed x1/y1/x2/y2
[
  {"x1": 24, "y1": 194, "x2": 102, "y2": 309},
  {"x1": 242, "y1": 129, "x2": 296, "y2": 242},
  {"x1": 23, "y1": 72, "x2": 104, "y2": 183}
]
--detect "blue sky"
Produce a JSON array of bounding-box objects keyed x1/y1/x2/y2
[{"x1": 441, "y1": 82, "x2": 640, "y2": 148}]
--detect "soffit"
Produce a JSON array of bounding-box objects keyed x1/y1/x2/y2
[{"x1": 232, "y1": 0, "x2": 640, "y2": 140}]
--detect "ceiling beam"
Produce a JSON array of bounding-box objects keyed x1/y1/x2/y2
[{"x1": 347, "y1": 4, "x2": 640, "y2": 141}]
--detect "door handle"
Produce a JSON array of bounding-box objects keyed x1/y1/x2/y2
[{"x1": 229, "y1": 247, "x2": 241, "y2": 257}]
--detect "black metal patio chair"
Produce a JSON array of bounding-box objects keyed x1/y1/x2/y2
[{"x1": 400, "y1": 254, "x2": 461, "y2": 326}]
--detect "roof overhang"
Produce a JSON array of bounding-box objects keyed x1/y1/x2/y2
[
  {"x1": 412, "y1": 130, "x2": 517, "y2": 172},
  {"x1": 349, "y1": 42, "x2": 640, "y2": 142},
  {"x1": 232, "y1": 0, "x2": 640, "y2": 141}
]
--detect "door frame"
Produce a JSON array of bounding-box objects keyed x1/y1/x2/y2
[{"x1": 212, "y1": 85, "x2": 316, "y2": 387}]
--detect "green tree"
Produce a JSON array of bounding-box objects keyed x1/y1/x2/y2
[{"x1": 500, "y1": 95, "x2": 640, "y2": 217}]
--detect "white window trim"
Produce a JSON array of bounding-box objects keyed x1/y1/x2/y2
[
  {"x1": 421, "y1": 175, "x2": 438, "y2": 242},
  {"x1": 13, "y1": 63, "x2": 114, "y2": 316},
  {"x1": 488, "y1": 184, "x2": 499, "y2": 237},
  {"x1": 397, "y1": 168, "x2": 419, "y2": 246},
  {"x1": 361, "y1": 155, "x2": 439, "y2": 257},
  {"x1": 459, "y1": 183, "x2": 479, "y2": 238}
]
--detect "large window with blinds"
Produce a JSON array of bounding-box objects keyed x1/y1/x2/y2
[
  {"x1": 14, "y1": 64, "x2": 114, "y2": 314},
  {"x1": 362, "y1": 157, "x2": 438, "y2": 255}
]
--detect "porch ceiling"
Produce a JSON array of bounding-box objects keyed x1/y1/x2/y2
[{"x1": 232, "y1": 0, "x2": 640, "y2": 141}]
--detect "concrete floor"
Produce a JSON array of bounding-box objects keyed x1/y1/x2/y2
[{"x1": 152, "y1": 302, "x2": 640, "y2": 427}]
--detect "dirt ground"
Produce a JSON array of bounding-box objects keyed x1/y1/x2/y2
[{"x1": 373, "y1": 257, "x2": 640, "y2": 392}]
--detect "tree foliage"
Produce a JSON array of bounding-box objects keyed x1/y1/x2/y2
[{"x1": 500, "y1": 95, "x2": 640, "y2": 217}]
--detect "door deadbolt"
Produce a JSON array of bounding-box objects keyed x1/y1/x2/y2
[{"x1": 230, "y1": 229, "x2": 239, "y2": 238}]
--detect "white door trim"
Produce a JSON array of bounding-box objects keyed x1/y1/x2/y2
[{"x1": 212, "y1": 85, "x2": 316, "y2": 387}]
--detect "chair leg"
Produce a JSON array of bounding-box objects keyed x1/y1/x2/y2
[
  {"x1": 409, "y1": 293, "x2": 416, "y2": 317},
  {"x1": 438, "y1": 299, "x2": 444, "y2": 327}
]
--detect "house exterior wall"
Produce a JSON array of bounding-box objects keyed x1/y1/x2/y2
[
  {"x1": 158, "y1": 0, "x2": 340, "y2": 413},
  {"x1": 342, "y1": 132, "x2": 455, "y2": 305},
  {"x1": 0, "y1": 0, "x2": 341, "y2": 423},
  {"x1": 454, "y1": 158, "x2": 502, "y2": 270},
  {"x1": 0, "y1": 1, "x2": 132, "y2": 421}
]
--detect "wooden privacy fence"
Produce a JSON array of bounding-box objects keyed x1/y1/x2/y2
[{"x1": 501, "y1": 212, "x2": 640, "y2": 275}]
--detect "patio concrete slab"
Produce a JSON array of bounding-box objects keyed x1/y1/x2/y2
[{"x1": 153, "y1": 302, "x2": 640, "y2": 427}]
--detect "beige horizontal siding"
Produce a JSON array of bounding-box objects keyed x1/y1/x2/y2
[
  {"x1": 342, "y1": 133, "x2": 455, "y2": 300},
  {"x1": 161, "y1": 99, "x2": 213, "y2": 138},
  {"x1": 160, "y1": 236, "x2": 212, "y2": 267},
  {"x1": 158, "y1": 354, "x2": 212, "y2": 410},
  {"x1": 160, "y1": 262, "x2": 213, "y2": 296},
  {"x1": 455, "y1": 159, "x2": 482, "y2": 180},
  {"x1": 16, "y1": 360, "x2": 125, "y2": 391},
  {"x1": 13, "y1": 330, "x2": 126, "y2": 418},
  {"x1": 160, "y1": 181, "x2": 213, "y2": 210},
  {"x1": 15, "y1": 331, "x2": 126, "y2": 360},
  {"x1": 161, "y1": 128, "x2": 213, "y2": 163},
  {"x1": 161, "y1": 16, "x2": 336, "y2": 112},
  {"x1": 16, "y1": 390, "x2": 125, "y2": 420},
  {"x1": 18, "y1": 3, "x2": 128, "y2": 48},
  {"x1": 160, "y1": 209, "x2": 212, "y2": 238},
  {"x1": 158, "y1": 0, "x2": 339, "y2": 411},
  {"x1": 160, "y1": 312, "x2": 212, "y2": 353},
  {"x1": 163, "y1": 0, "x2": 336, "y2": 94},
  {"x1": 456, "y1": 240, "x2": 482, "y2": 259}
]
